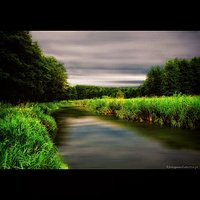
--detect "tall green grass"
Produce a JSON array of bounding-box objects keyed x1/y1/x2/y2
[
  {"x1": 0, "y1": 100, "x2": 70, "y2": 169},
  {"x1": 74, "y1": 96, "x2": 200, "y2": 129}
]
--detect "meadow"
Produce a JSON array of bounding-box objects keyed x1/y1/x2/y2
[
  {"x1": 0, "y1": 101, "x2": 70, "y2": 169},
  {"x1": 74, "y1": 95, "x2": 200, "y2": 130}
]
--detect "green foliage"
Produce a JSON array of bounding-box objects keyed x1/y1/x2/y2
[
  {"x1": 38, "y1": 56, "x2": 69, "y2": 101},
  {"x1": 116, "y1": 90, "x2": 124, "y2": 98},
  {"x1": 75, "y1": 96, "x2": 200, "y2": 130},
  {"x1": 144, "y1": 66, "x2": 163, "y2": 96},
  {"x1": 75, "y1": 98, "x2": 124, "y2": 115},
  {"x1": 66, "y1": 86, "x2": 78, "y2": 100},
  {"x1": 161, "y1": 59, "x2": 181, "y2": 96},
  {"x1": 0, "y1": 31, "x2": 69, "y2": 103},
  {"x1": 178, "y1": 59, "x2": 193, "y2": 94},
  {"x1": 139, "y1": 57, "x2": 200, "y2": 97},
  {"x1": 0, "y1": 101, "x2": 70, "y2": 169},
  {"x1": 190, "y1": 57, "x2": 200, "y2": 94},
  {"x1": 69, "y1": 85, "x2": 137, "y2": 100}
]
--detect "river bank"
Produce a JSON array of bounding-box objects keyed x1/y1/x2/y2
[
  {"x1": 0, "y1": 101, "x2": 70, "y2": 169},
  {"x1": 74, "y1": 95, "x2": 200, "y2": 130}
]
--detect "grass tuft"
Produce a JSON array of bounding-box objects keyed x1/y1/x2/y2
[{"x1": 0, "y1": 100, "x2": 70, "y2": 169}]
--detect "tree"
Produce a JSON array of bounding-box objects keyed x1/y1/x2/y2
[
  {"x1": 136, "y1": 57, "x2": 200, "y2": 97},
  {"x1": 179, "y1": 59, "x2": 193, "y2": 94},
  {"x1": 190, "y1": 57, "x2": 200, "y2": 94},
  {"x1": 66, "y1": 86, "x2": 78, "y2": 100},
  {"x1": 0, "y1": 31, "x2": 40, "y2": 102},
  {"x1": 125, "y1": 88, "x2": 137, "y2": 98},
  {"x1": 161, "y1": 59, "x2": 181, "y2": 96},
  {"x1": 116, "y1": 90, "x2": 124, "y2": 98},
  {"x1": 0, "y1": 31, "x2": 69, "y2": 103},
  {"x1": 143, "y1": 66, "x2": 163, "y2": 96},
  {"x1": 40, "y1": 56, "x2": 69, "y2": 101}
]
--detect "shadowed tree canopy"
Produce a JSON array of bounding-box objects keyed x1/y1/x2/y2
[
  {"x1": 190, "y1": 57, "x2": 200, "y2": 95},
  {"x1": 71, "y1": 85, "x2": 138, "y2": 100},
  {"x1": 143, "y1": 66, "x2": 163, "y2": 96},
  {"x1": 161, "y1": 59, "x2": 181, "y2": 96},
  {"x1": 138, "y1": 57, "x2": 200, "y2": 97},
  {"x1": 0, "y1": 31, "x2": 69, "y2": 103}
]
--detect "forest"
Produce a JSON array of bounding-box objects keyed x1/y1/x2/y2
[{"x1": 0, "y1": 31, "x2": 200, "y2": 169}]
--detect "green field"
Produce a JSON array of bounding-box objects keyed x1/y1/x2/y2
[
  {"x1": 0, "y1": 101, "x2": 70, "y2": 169},
  {"x1": 74, "y1": 95, "x2": 200, "y2": 130}
]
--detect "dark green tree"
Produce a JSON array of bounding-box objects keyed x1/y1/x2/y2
[
  {"x1": 0, "y1": 31, "x2": 69, "y2": 103},
  {"x1": 161, "y1": 59, "x2": 181, "y2": 96},
  {"x1": 143, "y1": 66, "x2": 163, "y2": 96},
  {"x1": 190, "y1": 57, "x2": 200, "y2": 94},
  {"x1": 66, "y1": 86, "x2": 78, "y2": 100},
  {"x1": 176, "y1": 58, "x2": 193, "y2": 94},
  {"x1": 39, "y1": 56, "x2": 69, "y2": 101}
]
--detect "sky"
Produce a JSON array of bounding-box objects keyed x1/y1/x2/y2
[{"x1": 31, "y1": 31, "x2": 200, "y2": 87}]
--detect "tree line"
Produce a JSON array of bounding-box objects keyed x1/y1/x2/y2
[
  {"x1": 67, "y1": 85, "x2": 138, "y2": 100},
  {"x1": 138, "y1": 57, "x2": 200, "y2": 96},
  {"x1": 0, "y1": 31, "x2": 68, "y2": 103}
]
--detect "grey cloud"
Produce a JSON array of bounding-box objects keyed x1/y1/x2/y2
[
  {"x1": 66, "y1": 65, "x2": 149, "y2": 77},
  {"x1": 31, "y1": 31, "x2": 200, "y2": 87},
  {"x1": 108, "y1": 80, "x2": 144, "y2": 85}
]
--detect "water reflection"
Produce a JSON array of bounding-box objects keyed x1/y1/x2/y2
[
  {"x1": 97, "y1": 115, "x2": 200, "y2": 151},
  {"x1": 53, "y1": 107, "x2": 200, "y2": 169}
]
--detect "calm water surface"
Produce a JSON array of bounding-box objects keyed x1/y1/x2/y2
[{"x1": 53, "y1": 107, "x2": 200, "y2": 169}]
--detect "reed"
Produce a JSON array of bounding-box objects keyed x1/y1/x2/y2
[{"x1": 74, "y1": 96, "x2": 200, "y2": 129}]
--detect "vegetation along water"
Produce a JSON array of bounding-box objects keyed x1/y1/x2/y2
[
  {"x1": 0, "y1": 101, "x2": 70, "y2": 169},
  {"x1": 74, "y1": 95, "x2": 200, "y2": 130}
]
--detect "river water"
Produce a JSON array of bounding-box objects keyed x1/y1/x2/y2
[{"x1": 53, "y1": 107, "x2": 200, "y2": 169}]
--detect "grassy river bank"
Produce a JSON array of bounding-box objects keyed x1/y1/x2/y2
[
  {"x1": 0, "y1": 101, "x2": 70, "y2": 169},
  {"x1": 74, "y1": 95, "x2": 200, "y2": 130}
]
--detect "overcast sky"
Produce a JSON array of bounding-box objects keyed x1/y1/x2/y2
[{"x1": 31, "y1": 31, "x2": 200, "y2": 87}]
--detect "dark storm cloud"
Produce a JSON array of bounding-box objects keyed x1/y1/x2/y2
[{"x1": 31, "y1": 31, "x2": 200, "y2": 87}]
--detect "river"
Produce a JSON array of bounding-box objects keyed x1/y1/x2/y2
[{"x1": 53, "y1": 107, "x2": 200, "y2": 169}]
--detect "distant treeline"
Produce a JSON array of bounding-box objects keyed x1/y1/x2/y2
[
  {"x1": 68, "y1": 56, "x2": 200, "y2": 100},
  {"x1": 67, "y1": 85, "x2": 138, "y2": 100},
  {"x1": 138, "y1": 57, "x2": 200, "y2": 96},
  {"x1": 0, "y1": 31, "x2": 68, "y2": 103}
]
